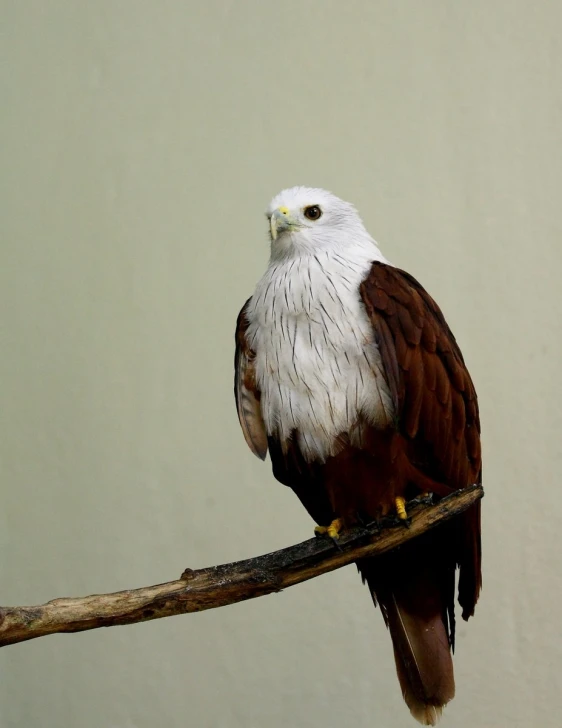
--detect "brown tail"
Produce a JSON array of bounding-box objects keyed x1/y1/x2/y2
[
  {"x1": 358, "y1": 530, "x2": 457, "y2": 726},
  {"x1": 379, "y1": 587, "x2": 455, "y2": 725}
]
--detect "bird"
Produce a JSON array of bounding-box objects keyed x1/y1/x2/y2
[{"x1": 234, "y1": 186, "x2": 481, "y2": 725}]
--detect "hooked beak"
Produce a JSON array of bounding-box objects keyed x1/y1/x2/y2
[{"x1": 270, "y1": 206, "x2": 296, "y2": 241}]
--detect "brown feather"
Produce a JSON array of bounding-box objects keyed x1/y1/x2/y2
[
  {"x1": 421, "y1": 321, "x2": 438, "y2": 353},
  {"x1": 397, "y1": 303, "x2": 423, "y2": 346},
  {"x1": 423, "y1": 349, "x2": 438, "y2": 391},
  {"x1": 234, "y1": 299, "x2": 268, "y2": 460},
  {"x1": 435, "y1": 364, "x2": 451, "y2": 406},
  {"x1": 358, "y1": 527, "x2": 456, "y2": 726},
  {"x1": 404, "y1": 347, "x2": 424, "y2": 438}
]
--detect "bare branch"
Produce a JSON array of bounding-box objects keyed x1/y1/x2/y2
[{"x1": 0, "y1": 485, "x2": 483, "y2": 648}]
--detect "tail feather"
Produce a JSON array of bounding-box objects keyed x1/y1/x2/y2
[
  {"x1": 358, "y1": 530, "x2": 457, "y2": 726},
  {"x1": 383, "y1": 591, "x2": 455, "y2": 726}
]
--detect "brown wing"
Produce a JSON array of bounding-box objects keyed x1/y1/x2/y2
[
  {"x1": 360, "y1": 262, "x2": 481, "y2": 489},
  {"x1": 234, "y1": 298, "x2": 268, "y2": 460},
  {"x1": 360, "y1": 262, "x2": 481, "y2": 619}
]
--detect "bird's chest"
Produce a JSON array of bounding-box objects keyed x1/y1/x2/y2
[{"x1": 245, "y1": 258, "x2": 393, "y2": 461}]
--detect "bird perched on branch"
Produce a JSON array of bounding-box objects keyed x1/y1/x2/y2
[{"x1": 234, "y1": 187, "x2": 481, "y2": 725}]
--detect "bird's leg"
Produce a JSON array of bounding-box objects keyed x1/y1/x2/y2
[{"x1": 314, "y1": 518, "x2": 344, "y2": 540}]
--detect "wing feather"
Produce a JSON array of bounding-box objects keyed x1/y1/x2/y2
[
  {"x1": 360, "y1": 262, "x2": 482, "y2": 618},
  {"x1": 234, "y1": 299, "x2": 268, "y2": 460},
  {"x1": 360, "y1": 262, "x2": 481, "y2": 488}
]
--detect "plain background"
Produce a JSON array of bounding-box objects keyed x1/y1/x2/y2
[{"x1": 2, "y1": 1, "x2": 562, "y2": 727}]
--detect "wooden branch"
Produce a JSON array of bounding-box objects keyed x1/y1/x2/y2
[{"x1": 0, "y1": 485, "x2": 482, "y2": 648}]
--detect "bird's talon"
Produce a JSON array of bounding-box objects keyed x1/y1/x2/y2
[
  {"x1": 327, "y1": 518, "x2": 344, "y2": 540},
  {"x1": 395, "y1": 497, "x2": 408, "y2": 521},
  {"x1": 315, "y1": 518, "x2": 344, "y2": 540}
]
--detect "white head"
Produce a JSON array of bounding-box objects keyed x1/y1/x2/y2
[{"x1": 265, "y1": 186, "x2": 378, "y2": 259}]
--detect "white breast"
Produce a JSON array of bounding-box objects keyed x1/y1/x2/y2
[{"x1": 245, "y1": 249, "x2": 395, "y2": 462}]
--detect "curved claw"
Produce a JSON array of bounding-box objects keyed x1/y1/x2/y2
[
  {"x1": 314, "y1": 518, "x2": 344, "y2": 540},
  {"x1": 395, "y1": 496, "x2": 412, "y2": 529},
  {"x1": 395, "y1": 497, "x2": 408, "y2": 520}
]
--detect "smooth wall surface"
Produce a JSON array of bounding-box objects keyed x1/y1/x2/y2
[{"x1": 2, "y1": 2, "x2": 561, "y2": 727}]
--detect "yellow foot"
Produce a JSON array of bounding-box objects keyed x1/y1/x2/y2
[
  {"x1": 395, "y1": 497, "x2": 408, "y2": 521},
  {"x1": 314, "y1": 518, "x2": 344, "y2": 540}
]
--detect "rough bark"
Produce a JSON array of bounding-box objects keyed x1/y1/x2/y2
[{"x1": 0, "y1": 485, "x2": 483, "y2": 648}]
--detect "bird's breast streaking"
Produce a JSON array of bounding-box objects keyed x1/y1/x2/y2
[{"x1": 245, "y1": 248, "x2": 394, "y2": 462}]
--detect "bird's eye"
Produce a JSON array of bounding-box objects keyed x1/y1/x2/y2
[{"x1": 304, "y1": 205, "x2": 322, "y2": 221}]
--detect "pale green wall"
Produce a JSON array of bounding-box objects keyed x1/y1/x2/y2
[{"x1": 2, "y1": 2, "x2": 561, "y2": 727}]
